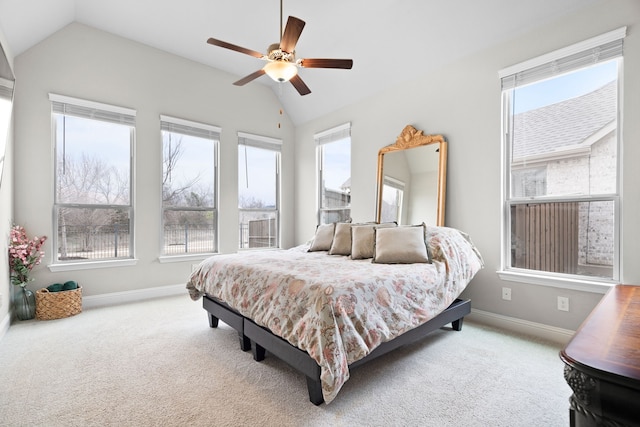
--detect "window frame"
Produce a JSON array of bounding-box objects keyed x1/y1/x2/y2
[
  {"x1": 237, "y1": 132, "x2": 282, "y2": 250},
  {"x1": 315, "y1": 123, "x2": 352, "y2": 224},
  {"x1": 49, "y1": 94, "x2": 136, "y2": 271},
  {"x1": 158, "y1": 115, "x2": 220, "y2": 261},
  {"x1": 0, "y1": 77, "x2": 14, "y2": 188},
  {"x1": 498, "y1": 28, "x2": 626, "y2": 293}
]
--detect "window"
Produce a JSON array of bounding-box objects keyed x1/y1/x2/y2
[
  {"x1": 380, "y1": 176, "x2": 405, "y2": 223},
  {"x1": 238, "y1": 132, "x2": 281, "y2": 249},
  {"x1": 0, "y1": 77, "x2": 13, "y2": 185},
  {"x1": 161, "y1": 116, "x2": 219, "y2": 255},
  {"x1": 315, "y1": 123, "x2": 351, "y2": 224},
  {"x1": 51, "y1": 94, "x2": 135, "y2": 263},
  {"x1": 500, "y1": 28, "x2": 625, "y2": 283}
]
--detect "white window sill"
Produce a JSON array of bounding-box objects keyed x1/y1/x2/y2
[
  {"x1": 497, "y1": 269, "x2": 613, "y2": 294},
  {"x1": 158, "y1": 253, "x2": 216, "y2": 264},
  {"x1": 48, "y1": 258, "x2": 138, "y2": 272}
]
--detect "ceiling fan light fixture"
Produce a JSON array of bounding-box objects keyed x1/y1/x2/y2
[
  {"x1": 264, "y1": 60, "x2": 298, "y2": 82},
  {"x1": 206, "y1": 6, "x2": 351, "y2": 95}
]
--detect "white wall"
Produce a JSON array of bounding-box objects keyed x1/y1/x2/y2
[
  {"x1": 409, "y1": 171, "x2": 438, "y2": 226},
  {"x1": 295, "y1": 0, "x2": 640, "y2": 331},
  {"x1": 12, "y1": 23, "x2": 295, "y2": 298}
]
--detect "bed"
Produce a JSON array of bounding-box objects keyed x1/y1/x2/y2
[{"x1": 187, "y1": 224, "x2": 483, "y2": 404}]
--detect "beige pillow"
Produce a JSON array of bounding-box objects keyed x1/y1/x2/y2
[
  {"x1": 351, "y1": 222, "x2": 396, "y2": 259},
  {"x1": 372, "y1": 223, "x2": 430, "y2": 264},
  {"x1": 329, "y1": 222, "x2": 353, "y2": 255},
  {"x1": 308, "y1": 223, "x2": 336, "y2": 251}
]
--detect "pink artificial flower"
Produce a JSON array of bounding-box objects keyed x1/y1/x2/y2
[{"x1": 7, "y1": 225, "x2": 47, "y2": 286}]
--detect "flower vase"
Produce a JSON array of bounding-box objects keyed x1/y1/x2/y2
[{"x1": 14, "y1": 285, "x2": 36, "y2": 320}]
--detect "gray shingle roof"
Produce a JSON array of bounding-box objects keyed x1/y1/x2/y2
[{"x1": 512, "y1": 80, "x2": 616, "y2": 159}]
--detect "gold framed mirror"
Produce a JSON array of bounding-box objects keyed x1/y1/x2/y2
[{"x1": 376, "y1": 125, "x2": 447, "y2": 225}]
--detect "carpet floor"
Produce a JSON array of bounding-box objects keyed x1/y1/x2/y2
[{"x1": 0, "y1": 294, "x2": 571, "y2": 426}]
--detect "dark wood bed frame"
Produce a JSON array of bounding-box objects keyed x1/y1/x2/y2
[{"x1": 203, "y1": 295, "x2": 471, "y2": 405}]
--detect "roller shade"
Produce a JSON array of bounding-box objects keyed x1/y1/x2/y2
[
  {"x1": 238, "y1": 132, "x2": 282, "y2": 152},
  {"x1": 50, "y1": 93, "x2": 135, "y2": 126},
  {"x1": 314, "y1": 122, "x2": 351, "y2": 146},
  {"x1": 500, "y1": 27, "x2": 625, "y2": 90},
  {"x1": 161, "y1": 115, "x2": 221, "y2": 140}
]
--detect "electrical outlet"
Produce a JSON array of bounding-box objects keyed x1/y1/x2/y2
[
  {"x1": 557, "y1": 296, "x2": 570, "y2": 312},
  {"x1": 502, "y1": 287, "x2": 512, "y2": 301}
]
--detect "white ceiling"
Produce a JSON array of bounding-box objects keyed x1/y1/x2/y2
[{"x1": 0, "y1": 0, "x2": 602, "y2": 125}]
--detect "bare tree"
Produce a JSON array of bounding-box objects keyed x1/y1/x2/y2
[
  {"x1": 162, "y1": 134, "x2": 202, "y2": 205},
  {"x1": 57, "y1": 154, "x2": 129, "y2": 256},
  {"x1": 239, "y1": 195, "x2": 266, "y2": 209}
]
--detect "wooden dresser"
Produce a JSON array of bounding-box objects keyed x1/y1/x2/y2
[{"x1": 560, "y1": 285, "x2": 640, "y2": 427}]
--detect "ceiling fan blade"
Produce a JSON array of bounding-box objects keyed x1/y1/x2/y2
[
  {"x1": 289, "y1": 74, "x2": 311, "y2": 96},
  {"x1": 299, "y1": 58, "x2": 353, "y2": 69},
  {"x1": 280, "y1": 16, "x2": 305, "y2": 53},
  {"x1": 207, "y1": 38, "x2": 264, "y2": 59},
  {"x1": 233, "y1": 69, "x2": 266, "y2": 86}
]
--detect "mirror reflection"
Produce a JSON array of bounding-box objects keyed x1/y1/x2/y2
[{"x1": 376, "y1": 125, "x2": 447, "y2": 226}]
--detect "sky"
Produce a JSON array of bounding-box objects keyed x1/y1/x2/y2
[
  {"x1": 57, "y1": 116, "x2": 130, "y2": 168},
  {"x1": 321, "y1": 137, "x2": 351, "y2": 191},
  {"x1": 513, "y1": 60, "x2": 617, "y2": 114},
  {"x1": 238, "y1": 144, "x2": 277, "y2": 207},
  {"x1": 164, "y1": 133, "x2": 216, "y2": 202}
]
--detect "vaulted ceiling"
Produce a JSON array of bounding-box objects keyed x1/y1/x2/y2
[{"x1": 0, "y1": 0, "x2": 603, "y2": 125}]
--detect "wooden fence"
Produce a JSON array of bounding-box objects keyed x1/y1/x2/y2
[
  {"x1": 239, "y1": 217, "x2": 277, "y2": 248},
  {"x1": 511, "y1": 202, "x2": 579, "y2": 274}
]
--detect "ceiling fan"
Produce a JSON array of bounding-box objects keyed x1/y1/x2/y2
[{"x1": 206, "y1": 1, "x2": 353, "y2": 96}]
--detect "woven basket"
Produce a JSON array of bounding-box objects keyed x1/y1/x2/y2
[{"x1": 36, "y1": 286, "x2": 82, "y2": 320}]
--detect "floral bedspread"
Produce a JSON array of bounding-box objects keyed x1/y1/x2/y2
[{"x1": 186, "y1": 226, "x2": 483, "y2": 403}]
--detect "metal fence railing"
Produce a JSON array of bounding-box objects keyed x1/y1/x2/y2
[
  {"x1": 57, "y1": 223, "x2": 218, "y2": 260},
  {"x1": 58, "y1": 223, "x2": 131, "y2": 260},
  {"x1": 163, "y1": 224, "x2": 216, "y2": 254},
  {"x1": 58, "y1": 219, "x2": 282, "y2": 259}
]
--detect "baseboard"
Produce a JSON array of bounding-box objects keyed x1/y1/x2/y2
[
  {"x1": 467, "y1": 308, "x2": 575, "y2": 345},
  {"x1": 82, "y1": 283, "x2": 187, "y2": 309}
]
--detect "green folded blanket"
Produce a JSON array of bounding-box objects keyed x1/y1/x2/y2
[
  {"x1": 47, "y1": 281, "x2": 78, "y2": 292},
  {"x1": 62, "y1": 281, "x2": 78, "y2": 290},
  {"x1": 47, "y1": 283, "x2": 63, "y2": 292}
]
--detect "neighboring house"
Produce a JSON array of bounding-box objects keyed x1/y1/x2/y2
[
  {"x1": 323, "y1": 178, "x2": 351, "y2": 209},
  {"x1": 511, "y1": 81, "x2": 616, "y2": 275}
]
